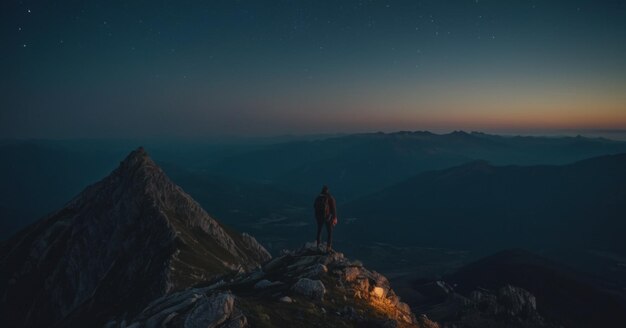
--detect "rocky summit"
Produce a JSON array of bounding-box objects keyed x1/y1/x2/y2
[
  {"x1": 0, "y1": 147, "x2": 271, "y2": 327},
  {"x1": 111, "y1": 244, "x2": 439, "y2": 328}
]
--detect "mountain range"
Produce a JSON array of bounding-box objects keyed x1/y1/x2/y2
[
  {"x1": 344, "y1": 153, "x2": 626, "y2": 253},
  {"x1": 209, "y1": 131, "x2": 626, "y2": 201},
  {"x1": 2, "y1": 145, "x2": 625, "y2": 327}
]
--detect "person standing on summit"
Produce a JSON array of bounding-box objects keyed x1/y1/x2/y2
[{"x1": 314, "y1": 185, "x2": 338, "y2": 252}]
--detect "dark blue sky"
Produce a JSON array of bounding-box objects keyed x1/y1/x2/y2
[{"x1": 2, "y1": 0, "x2": 626, "y2": 138}]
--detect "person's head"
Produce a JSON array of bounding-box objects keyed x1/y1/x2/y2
[{"x1": 321, "y1": 185, "x2": 329, "y2": 194}]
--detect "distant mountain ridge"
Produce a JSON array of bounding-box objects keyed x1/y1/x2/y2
[
  {"x1": 0, "y1": 147, "x2": 270, "y2": 327},
  {"x1": 211, "y1": 131, "x2": 626, "y2": 201},
  {"x1": 345, "y1": 152, "x2": 626, "y2": 253}
]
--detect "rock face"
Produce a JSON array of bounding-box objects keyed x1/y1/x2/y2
[
  {"x1": 121, "y1": 244, "x2": 437, "y2": 328},
  {"x1": 413, "y1": 282, "x2": 553, "y2": 328},
  {"x1": 0, "y1": 147, "x2": 271, "y2": 328},
  {"x1": 119, "y1": 289, "x2": 245, "y2": 328},
  {"x1": 478, "y1": 285, "x2": 538, "y2": 317},
  {"x1": 440, "y1": 249, "x2": 626, "y2": 328}
]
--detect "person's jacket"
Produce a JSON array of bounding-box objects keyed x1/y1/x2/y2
[{"x1": 315, "y1": 192, "x2": 337, "y2": 220}]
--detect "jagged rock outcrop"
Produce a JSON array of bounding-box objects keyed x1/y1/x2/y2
[
  {"x1": 111, "y1": 289, "x2": 246, "y2": 328},
  {"x1": 119, "y1": 244, "x2": 439, "y2": 328},
  {"x1": 469, "y1": 285, "x2": 538, "y2": 318},
  {"x1": 0, "y1": 147, "x2": 271, "y2": 327},
  {"x1": 414, "y1": 282, "x2": 554, "y2": 328}
]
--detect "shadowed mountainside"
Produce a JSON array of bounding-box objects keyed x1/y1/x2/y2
[
  {"x1": 345, "y1": 153, "x2": 626, "y2": 253},
  {"x1": 0, "y1": 148, "x2": 270, "y2": 327}
]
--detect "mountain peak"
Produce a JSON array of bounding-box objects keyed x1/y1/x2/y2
[
  {"x1": 448, "y1": 130, "x2": 471, "y2": 137},
  {"x1": 116, "y1": 146, "x2": 160, "y2": 178},
  {"x1": 123, "y1": 145, "x2": 149, "y2": 163},
  {"x1": 1, "y1": 148, "x2": 271, "y2": 327}
]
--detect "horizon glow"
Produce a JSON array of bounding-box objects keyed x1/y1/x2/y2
[{"x1": 2, "y1": 0, "x2": 626, "y2": 138}]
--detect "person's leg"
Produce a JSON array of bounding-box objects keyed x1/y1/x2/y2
[
  {"x1": 326, "y1": 220, "x2": 333, "y2": 252},
  {"x1": 316, "y1": 218, "x2": 323, "y2": 247}
]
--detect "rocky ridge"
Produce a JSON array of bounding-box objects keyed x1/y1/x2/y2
[
  {"x1": 412, "y1": 281, "x2": 556, "y2": 328},
  {"x1": 0, "y1": 147, "x2": 271, "y2": 327},
  {"x1": 111, "y1": 244, "x2": 439, "y2": 328}
]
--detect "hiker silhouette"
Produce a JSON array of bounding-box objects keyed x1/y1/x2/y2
[{"x1": 313, "y1": 185, "x2": 337, "y2": 252}]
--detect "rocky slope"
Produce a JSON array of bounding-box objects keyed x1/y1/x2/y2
[
  {"x1": 398, "y1": 249, "x2": 626, "y2": 327},
  {"x1": 0, "y1": 147, "x2": 271, "y2": 327},
  {"x1": 412, "y1": 280, "x2": 556, "y2": 328},
  {"x1": 109, "y1": 244, "x2": 438, "y2": 328},
  {"x1": 444, "y1": 249, "x2": 626, "y2": 327}
]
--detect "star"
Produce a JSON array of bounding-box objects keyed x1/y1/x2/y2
[{"x1": 27, "y1": 9, "x2": 31, "y2": 13}]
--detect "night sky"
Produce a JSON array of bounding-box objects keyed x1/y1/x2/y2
[{"x1": 2, "y1": 0, "x2": 626, "y2": 138}]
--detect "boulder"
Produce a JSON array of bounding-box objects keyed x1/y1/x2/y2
[
  {"x1": 183, "y1": 292, "x2": 235, "y2": 328},
  {"x1": 279, "y1": 296, "x2": 293, "y2": 303},
  {"x1": 371, "y1": 286, "x2": 387, "y2": 298},
  {"x1": 300, "y1": 264, "x2": 328, "y2": 279},
  {"x1": 291, "y1": 278, "x2": 326, "y2": 301}
]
